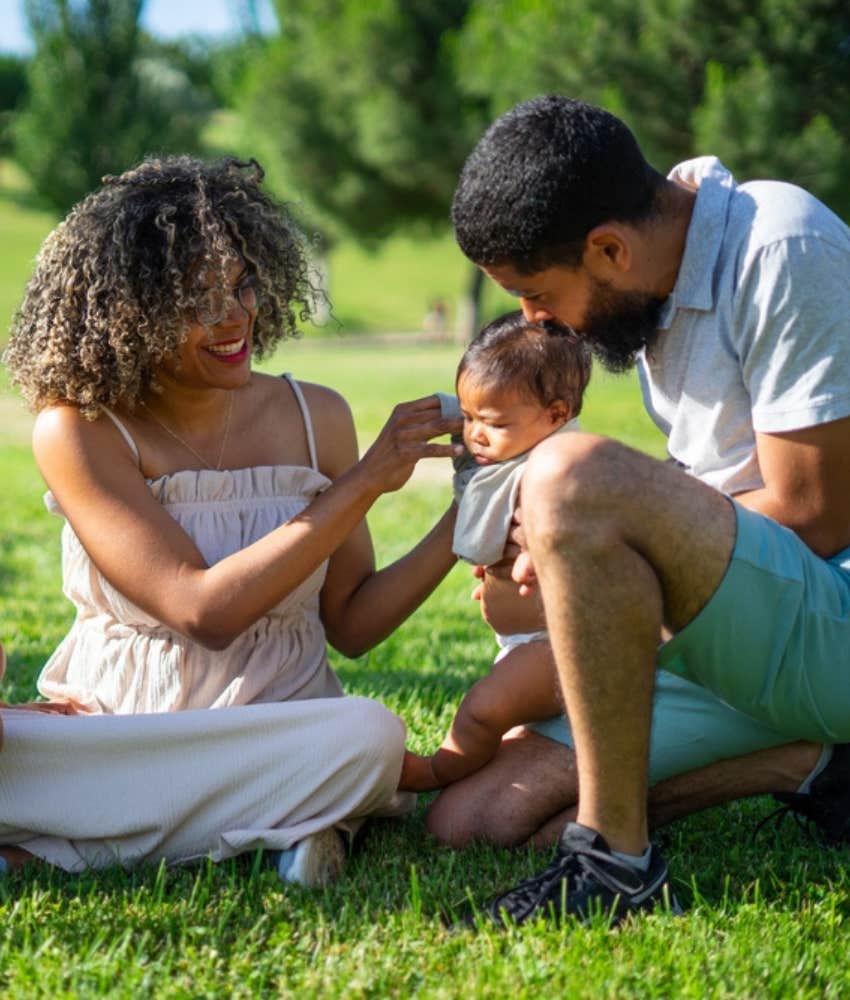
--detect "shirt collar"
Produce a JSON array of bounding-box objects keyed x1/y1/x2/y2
[{"x1": 657, "y1": 156, "x2": 735, "y2": 329}]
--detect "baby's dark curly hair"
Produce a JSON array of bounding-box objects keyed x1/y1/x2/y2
[
  {"x1": 4, "y1": 155, "x2": 319, "y2": 417},
  {"x1": 457, "y1": 310, "x2": 592, "y2": 418}
]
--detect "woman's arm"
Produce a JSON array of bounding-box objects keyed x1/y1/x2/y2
[
  {"x1": 309, "y1": 381, "x2": 459, "y2": 656},
  {"x1": 320, "y1": 508, "x2": 457, "y2": 657},
  {"x1": 33, "y1": 392, "x2": 455, "y2": 650}
]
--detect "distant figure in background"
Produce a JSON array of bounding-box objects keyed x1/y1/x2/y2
[{"x1": 423, "y1": 298, "x2": 449, "y2": 339}]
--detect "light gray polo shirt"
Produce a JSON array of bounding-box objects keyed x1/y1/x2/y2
[{"x1": 639, "y1": 156, "x2": 850, "y2": 496}]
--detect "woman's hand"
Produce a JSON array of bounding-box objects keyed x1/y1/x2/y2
[
  {"x1": 0, "y1": 701, "x2": 78, "y2": 715},
  {"x1": 359, "y1": 395, "x2": 462, "y2": 494}
]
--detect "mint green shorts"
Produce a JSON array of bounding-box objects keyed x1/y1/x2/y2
[
  {"x1": 659, "y1": 502, "x2": 850, "y2": 742},
  {"x1": 529, "y1": 502, "x2": 850, "y2": 781},
  {"x1": 529, "y1": 670, "x2": 789, "y2": 786}
]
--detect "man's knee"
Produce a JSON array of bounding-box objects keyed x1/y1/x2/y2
[
  {"x1": 425, "y1": 791, "x2": 476, "y2": 847},
  {"x1": 521, "y1": 433, "x2": 638, "y2": 543},
  {"x1": 425, "y1": 788, "x2": 526, "y2": 848}
]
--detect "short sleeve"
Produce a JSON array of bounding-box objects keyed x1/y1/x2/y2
[{"x1": 735, "y1": 236, "x2": 850, "y2": 433}]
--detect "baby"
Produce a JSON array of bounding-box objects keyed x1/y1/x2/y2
[{"x1": 400, "y1": 310, "x2": 592, "y2": 792}]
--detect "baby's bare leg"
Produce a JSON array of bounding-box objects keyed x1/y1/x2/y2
[{"x1": 429, "y1": 640, "x2": 561, "y2": 786}]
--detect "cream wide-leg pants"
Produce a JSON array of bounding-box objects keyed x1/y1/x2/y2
[{"x1": 0, "y1": 696, "x2": 412, "y2": 872}]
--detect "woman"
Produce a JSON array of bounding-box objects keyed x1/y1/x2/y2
[{"x1": 1, "y1": 155, "x2": 460, "y2": 882}]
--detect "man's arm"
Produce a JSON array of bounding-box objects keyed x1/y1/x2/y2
[{"x1": 735, "y1": 414, "x2": 850, "y2": 558}]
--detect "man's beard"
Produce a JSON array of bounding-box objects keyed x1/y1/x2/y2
[{"x1": 578, "y1": 277, "x2": 665, "y2": 373}]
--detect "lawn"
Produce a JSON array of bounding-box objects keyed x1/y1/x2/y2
[{"x1": 2, "y1": 336, "x2": 850, "y2": 997}]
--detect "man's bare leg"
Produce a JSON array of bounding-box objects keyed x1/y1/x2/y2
[
  {"x1": 530, "y1": 739, "x2": 822, "y2": 847},
  {"x1": 519, "y1": 434, "x2": 737, "y2": 854},
  {"x1": 425, "y1": 726, "x2": 577, "y2": 847},
  {"x1": 426, "y1": 726, "x2": 822, "y2": 849}
]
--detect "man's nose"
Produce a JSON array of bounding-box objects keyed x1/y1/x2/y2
[{"x1": 520, "y1": 298, "x2": 553, "y2": 323}]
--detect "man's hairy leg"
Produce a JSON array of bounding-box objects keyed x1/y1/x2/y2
[
  {"x1": 425, "y1": 726, "x2": 578, "y2": 847},
  {"x1": 530, "y1": 739, "x2": 822, "y2": 848},
  {"x1": 426, "y1": 727, "x2": 822, "y2": 850},
  {"x1": 520, "y1": 433, "x2": 736, "y2": 854}
]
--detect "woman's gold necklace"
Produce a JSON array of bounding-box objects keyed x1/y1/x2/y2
[{"x1": 141, "y1": 393, "x2": 234, "y2": 471}]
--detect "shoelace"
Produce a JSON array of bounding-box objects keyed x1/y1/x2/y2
[
  {"x1": 753, "y1": 791, "x2": 847, "y2": 845},
  {"x1": 753, "y1": 798, "x2": 812, "y2": 842},
  {"x1": 494, "y1": 842, "x2": 646, "y2": 914}
]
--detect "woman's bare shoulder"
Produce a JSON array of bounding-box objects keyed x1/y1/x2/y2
[
  {"x1": 32, "y1": 403, "x2": 110, "y2": 456},
  {"x1": 32, "y1": 403, "x2": 143, "y2": 497},
  {"x1": 250, "y1": 372, "x2": 349, "y2": 413}
]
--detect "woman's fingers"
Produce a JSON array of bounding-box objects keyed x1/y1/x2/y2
[
  {"x1": 385, "y1": 396, "x2": 462, "y2": 452},
  {"x1": 363, "y1": 395, "x2": 463, "y2": 490}
]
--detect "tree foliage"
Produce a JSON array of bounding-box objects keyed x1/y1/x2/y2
[
  {"x1": 243, "y1": 0, "x2": 488, "y2": 245},
  {"x1": 13, "y1": 0, "x2": 213, "y2": 213},
  {"x1": 457, "y1": 0, "x2": 850, "y2": 218},
  {"x1": 0, "y1": 54, "x2": 28, "y2": 113},
  {"x1": 0, "y1": 53, "x2": 29, "y2": 157}
]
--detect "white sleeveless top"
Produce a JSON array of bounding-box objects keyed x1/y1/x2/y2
[{"x1": 38, "y1": 375, "x2": 344, "y2": 714}]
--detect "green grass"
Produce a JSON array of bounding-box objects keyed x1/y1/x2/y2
[
  {"x1": 3, "y1": 341, "x2": 850, "y2": 997},
  {"x1": 0, "y1": 161, "x2": 57, "y2": 343}
]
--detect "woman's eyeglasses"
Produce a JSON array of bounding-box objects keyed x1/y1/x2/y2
[{"x1": 195, "y1": 276, "x2": 261, "y2": 328}]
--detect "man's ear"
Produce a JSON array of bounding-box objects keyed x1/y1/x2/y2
[{"x1": 583, "y1": 224, "x2": 633, "y2": 275}]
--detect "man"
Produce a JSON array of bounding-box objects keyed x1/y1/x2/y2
[{"x1": 450, "y1": 95, "x2": 850, "y2": 925}]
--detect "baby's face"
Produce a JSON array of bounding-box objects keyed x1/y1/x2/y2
[{"x1": 457, "y1": 374, "x2": 568, "y2": 465}]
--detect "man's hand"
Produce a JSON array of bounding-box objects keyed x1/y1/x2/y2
[
  {"x1": 511, "y1": 550, "x2": 538, "y2": 596},
  {"x1": 508, "y1": 502, "x2": 538, "y2": 595}
]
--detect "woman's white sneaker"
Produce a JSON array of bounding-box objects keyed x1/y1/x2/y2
[{"x1": 275, "y1": 828, "x2": 347, "y2": 888}]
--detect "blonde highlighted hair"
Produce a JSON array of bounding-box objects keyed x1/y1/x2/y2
[{"x1": 4, "y1": 156, "x2": 319, "y2": 417}]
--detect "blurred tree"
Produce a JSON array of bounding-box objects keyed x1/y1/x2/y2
[
  {"x1": 0, "y1": 54, "x2": 28, "y2": 112},
  {"x1": 0, "y1": 53, "x2": 29, "y2": 157},
  {"x1": 147, "y1": 36, "x2": 254, "y2": 110},
  {"x1": 457, "y1": 0, "x2": 850, "y2": 218},
  {"x1": 14, "y1": 0, "x2": 213, "y2": 213},
  {"x1": 243, "y1": 0, "x2": 489, "y2": 336}
]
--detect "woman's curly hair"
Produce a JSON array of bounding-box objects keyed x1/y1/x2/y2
[{"x1": 4, "y1": 155, "x2": 319, "y2": 417}]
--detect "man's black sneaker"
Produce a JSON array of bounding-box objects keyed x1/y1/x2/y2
[
  {"x1": 470, "y1": 822, "x2": 681, "y2": 928},
  {"x1": 770, "y1": 743, "x2": 850, "y2": 845}
]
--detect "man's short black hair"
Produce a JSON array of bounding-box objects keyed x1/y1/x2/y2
[{"x1": 452, "y1": 95, "x2": 663, "y2": 274}]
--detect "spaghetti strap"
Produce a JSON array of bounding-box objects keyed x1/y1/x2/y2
[
  {"x1": 282, "y1": 374, "x2": 319, "y2": 471},
  {"x1": 102, "y1": 409, "x2": 141, "y2": 467}
]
